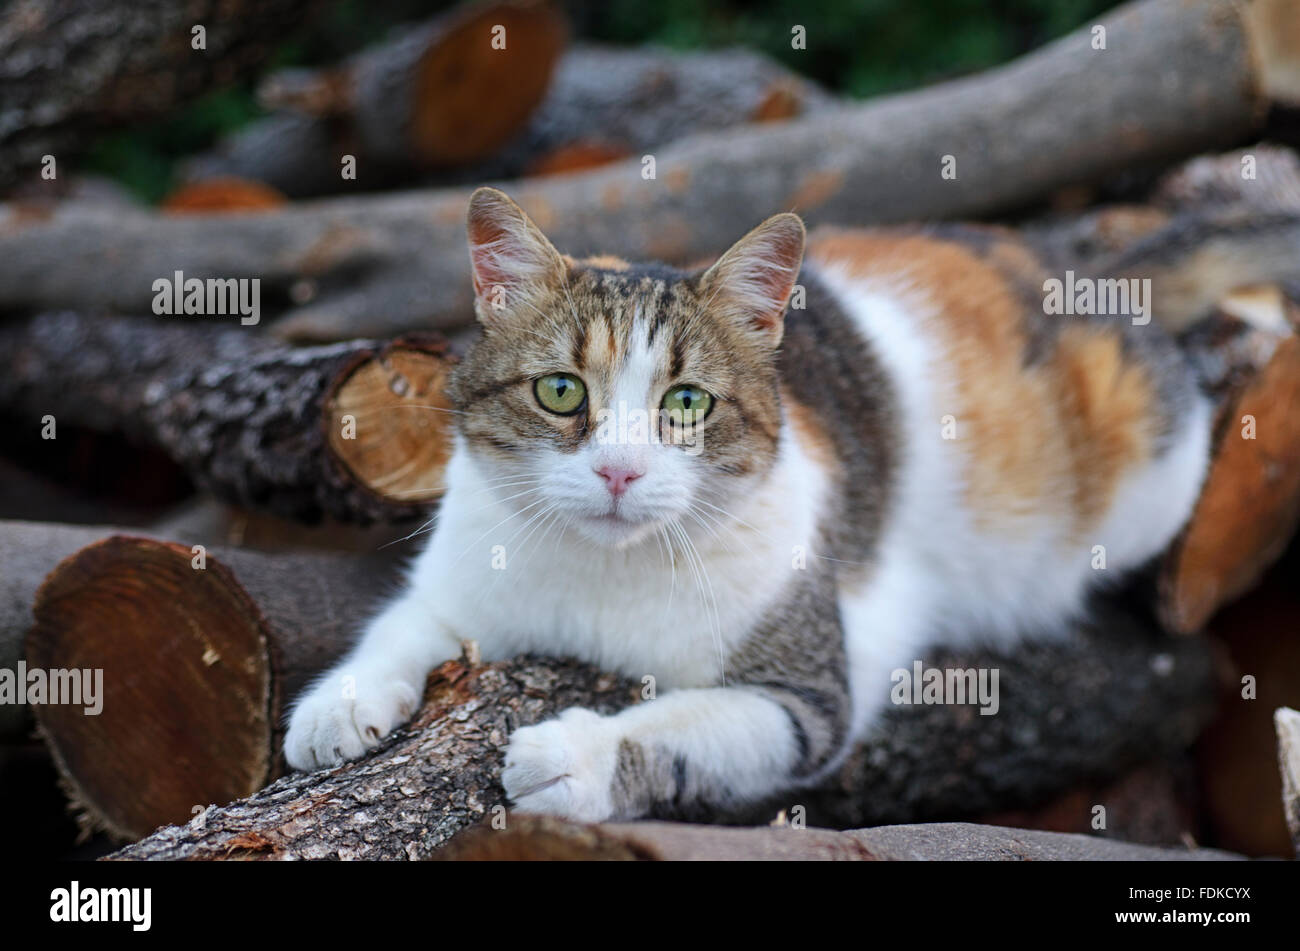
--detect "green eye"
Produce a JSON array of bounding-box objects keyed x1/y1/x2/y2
[
  {"x1": 534, "y1": 373, "x2": 587, "y2": 415},
  {"x1": 661, "y1": 384, "x2": 714, "y2": 425}
]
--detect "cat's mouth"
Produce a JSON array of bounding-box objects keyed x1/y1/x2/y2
[{"x1": 575, "y1": 507, "x2": 659, "y2": 548}]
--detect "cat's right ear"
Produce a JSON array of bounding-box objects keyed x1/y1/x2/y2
[{"x1": 466, "y1": 187, "x2": 567, "y2": 328}]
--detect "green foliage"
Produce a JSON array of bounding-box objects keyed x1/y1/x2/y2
[
  {"x1": 577, "y1": 0, "x2": 1118, "y2": 97},
  {"x1": 83, "y1": 87, "x2": 263, "y2": 202}
]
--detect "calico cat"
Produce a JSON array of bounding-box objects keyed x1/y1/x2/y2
[{"x1": 283, "y1": 187, "x2": 1211, "y2": 821}]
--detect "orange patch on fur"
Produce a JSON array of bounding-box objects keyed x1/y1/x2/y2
[
  {"x1": 808, "y1": 228, "x2": 1156, "y2": 533},
  {"x1": 1051, "y1": 327, "x2": 1156, "y2": 524}
]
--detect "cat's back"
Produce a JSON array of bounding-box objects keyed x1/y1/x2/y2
[{"x1": 786, "y1": 223, "x2": 1210, "y2": 636}]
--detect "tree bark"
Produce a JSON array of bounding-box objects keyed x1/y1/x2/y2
[
  {"x1": 88, "y1": 587, "x2": 1215, "y2": 858},
  {"x1": 434, "y1": 816, "x2": 1243, "y2": 861},
  {"x1": 0, "y1": 313, "x2": 457, "y2": 523},
  {"x1": 0, "y1": 0, "x2": 1271, "y2": 342},
  {"x1": 0, "y1": 0, "x2": 325, "y2": 187},
  {"x1": 186, "y1": 43, "x2": 838, "y2": 196}
]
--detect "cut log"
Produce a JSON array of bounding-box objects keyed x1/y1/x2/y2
[
  {"x1": 89, "y1": 585, "x2": 1214, "y2": 857},
  {"x1": 1245, "y1": 0, "x2": 1300, "y2": 108},
  {"x1": 187, "y1": 43, "x2": 838, "y2": 197},
  {"x1": 24, "y1": 533, "x2": 399, "y2": 841},
  {"x1": 0, "y1": 517, "x2": 415, "y2": 743},
  {"x1": 0, "y1": 0, "x2": 325, "y2": 188},
  {"x1": 0, "y1": 313, "x2": 457, "y2": 523},
  {"x1": 0, "y1": 0, "x2": 1274, "y2": 341},
  {"x1": 0, "y1": 521, "x2": 136, "y2": 741},
  {"x1": 435, "y1": 816, "x2": 1243, "y2": 861},
  {"x1": 180, "y1": 0, "x2": 567, "y2": 196},
  {"x1": 1159, "y1": 325, "x2": 1300, "y2": 634}
]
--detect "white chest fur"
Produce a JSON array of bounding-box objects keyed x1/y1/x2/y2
[{"x1": 411, "y1": 430, "x2": 830, "y2": 690}]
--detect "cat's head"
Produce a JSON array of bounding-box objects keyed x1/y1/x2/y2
[{"x1": 448, "y1": 187, "x2": 805, "y2": 550}]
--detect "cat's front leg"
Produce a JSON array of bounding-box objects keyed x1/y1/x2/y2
[
  {"x1": 284, "y1": 593, "x2": 461, "y2": 771},
  {"x1": 502, "y1": 683, "x2": 849, "y2": 822}
]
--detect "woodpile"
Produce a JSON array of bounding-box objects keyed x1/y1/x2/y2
[
  {"x1": 0, "y1": 0, "x2": 1283, "y2": 342},
  {"x1": 3, "y1": 0, "x2": 1300, "y2": 862}
]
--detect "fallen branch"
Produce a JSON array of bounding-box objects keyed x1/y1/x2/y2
[
  {"x1": 0, "y1": 0, "x2": 1275, "y2": 341},
  {"x1": 0, "y1": 313, "x2": 456, "y2": 523}
]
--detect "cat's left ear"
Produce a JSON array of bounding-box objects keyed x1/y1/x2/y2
[
  {"x1": 699, "y1": 213, "x2": 806, "y2": 347},
  {"x1": 465, "y1": 187, "x2": 567, "y2": 328}
]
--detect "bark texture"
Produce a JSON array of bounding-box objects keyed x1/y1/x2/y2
[
  {"x1": 108, "y1": 656, "x2": 635, "y2": 858},
  {"x1": 0, "y1": 0, "x2": 324, "y2": 186},
  {"x1": 103, "y1": 603, "x2": 1215, "y2": 859},
  {"x1": 0, "y1": 0, "x2": 1269, "y2": 341},
  {"x1": 0, "y1": 313, "x2": 456, "y2": 523}
]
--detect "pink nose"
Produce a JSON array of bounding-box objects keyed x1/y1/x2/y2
[{"x1": 596, "y1": 466, "x2": 643, "y2": 498}]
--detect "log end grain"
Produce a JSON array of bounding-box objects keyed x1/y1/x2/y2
[
  {"x1": 325, "y1": 340, "x2": 457, "y2": 505},
  {"x1": 1160, "y1": 333, "x2": 1300, "y2": 633},
  {"x1": 413, "y1": 1, "x2": 568, "y2": 165},
  {"x1": 27, "y1": 536, "x2": 274, "y2": 841}
]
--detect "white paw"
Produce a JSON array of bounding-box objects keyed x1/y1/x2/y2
[
  {"x1": 284, "y1": 672, "x2": 420, "y2": 771},
  {"x1": 502, "y1": 707, "x2": 619, "y2": 822}
]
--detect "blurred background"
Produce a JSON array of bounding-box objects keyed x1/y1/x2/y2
[{"x1": 83, "y1": 0, "x2": 1117, "y2": 202}]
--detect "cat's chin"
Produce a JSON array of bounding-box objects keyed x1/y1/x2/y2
[{"x1": 572, "y1": 512, "x2": 660, "y2": 550}]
